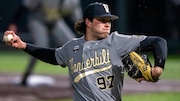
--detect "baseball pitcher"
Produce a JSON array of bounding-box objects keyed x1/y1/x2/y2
[{"x1": 3, "y1": 2, "x2": 167, "y2": 101}]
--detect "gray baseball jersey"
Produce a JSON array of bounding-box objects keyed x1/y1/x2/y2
[{"x1": 55, "y1": 32, "x2": 146, "y2": 101}]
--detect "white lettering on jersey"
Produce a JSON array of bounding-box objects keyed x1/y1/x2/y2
[{"x1": 69, "y1": 49, "x2": 112, "y2": 82}]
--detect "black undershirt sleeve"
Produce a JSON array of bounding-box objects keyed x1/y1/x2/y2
[
  {"x1": 23, "y1": 43, "x2": 58, "y2": 65},
  {"x1": 140, "y1": 36, "x2": 167, "y2": 69}
]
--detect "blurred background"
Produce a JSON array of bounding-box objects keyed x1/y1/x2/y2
[
  {"x1": 0, "y1": 0, "x2": 180, "y2": 101},
  {"x1": 0, "y1": 0, "x2": 180, "y2": 53}
]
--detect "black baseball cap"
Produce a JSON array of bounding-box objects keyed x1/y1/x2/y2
[{"x1": 83, "y1": 2, "x2": 119, "y2": 20}]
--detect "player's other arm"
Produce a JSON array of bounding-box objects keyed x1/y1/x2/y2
[
  {"x1": 3, "y1": 31, "x2": 58, "y2": 65},
  {"x1": 140, "y1": 36, "x2": 167, "y2": 79},
  {"x1": 24, "y1": 43, "x2": 58, "y2": 65}
]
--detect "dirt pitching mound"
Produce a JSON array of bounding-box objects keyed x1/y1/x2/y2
[{"x1": 0, "y1": 73, "x2": 180, "y2": 101}]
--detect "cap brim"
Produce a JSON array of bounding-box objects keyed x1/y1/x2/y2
[{"x1": 95, "y1": 14, "x2": 119, "y2": 20}]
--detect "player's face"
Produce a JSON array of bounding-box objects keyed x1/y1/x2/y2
[{"x1": 89, "y1": 17, "x2": 112, "y2": 40}]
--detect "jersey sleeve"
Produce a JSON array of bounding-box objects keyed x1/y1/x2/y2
[
  {"x1": 55, "y1": 40, "x2": 75, "y2": 67},
  {"x1": 55, "y1": 47, "x2": 67, "y2": 67},
  {"x1": 112, "y1": 32, "x2": 147, "y2": 56}
]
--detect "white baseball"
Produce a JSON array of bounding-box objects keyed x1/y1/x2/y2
[{"x1": 3, "y1": 34, "x2": 14, "y2": 42}]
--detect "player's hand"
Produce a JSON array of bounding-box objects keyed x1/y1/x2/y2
[
  {"x1": 136, "y1": 66, "x2": 163, "y2": 82},
  {"x1": 3, "y1": 31, "x2": 26, "y2": 49},
  {"x1": 151, "y1": 66, "x2": 163, "y2": 79}
]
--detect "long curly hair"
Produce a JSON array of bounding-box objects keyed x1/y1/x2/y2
[
  {"x1": 74, "y1": 17, "x2": 93, "y2": 35},
  {"x1": 74, "y1": 20, "x2": 86, "y2": 35}
]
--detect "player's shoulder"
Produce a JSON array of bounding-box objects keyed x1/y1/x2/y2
[
  {"x1": 110, "y1": 31, "x2": 131, "y2": 38},
  {"x1": 63, "y1": 37, "x2": 85, "y2": 46},
  {"x1": 70, "y1": 36, "x2": 85, "y2": 43},
  {"x1": 56, "y1": 37, "x2": 84, "y2": 51},
  {"x1": 110, "y1": 31, "x2": 147, "y2": 39}
]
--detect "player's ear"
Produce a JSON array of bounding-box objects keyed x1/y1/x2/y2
[{"x1": 85, "y1": 18, "x2": 91, "y2": 28}]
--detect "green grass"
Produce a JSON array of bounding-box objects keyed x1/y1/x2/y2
[
  {"x1": 40, "y1": 92, "x2": 180, "y2": 101},
  {"x1": 160, "y1": 58, "x2": 180, "y2": 79},
  {"x1": 147, "y1": 54, "x2": 180, "y2": 79},
  {"x1": 122, "y1": 92, "x2": 180, "y2": 101},
  {"x1": 0, "y1": 50, "x2": 69, "y2": 75}
]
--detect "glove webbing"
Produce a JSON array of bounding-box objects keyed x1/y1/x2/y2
[{"x1": 129, "y1": 52, "x2": 155, "y2": 82}]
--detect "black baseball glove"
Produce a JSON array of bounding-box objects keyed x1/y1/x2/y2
[{"x1": 122, "y1": 51, "x2": 158, "y2": 82}]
